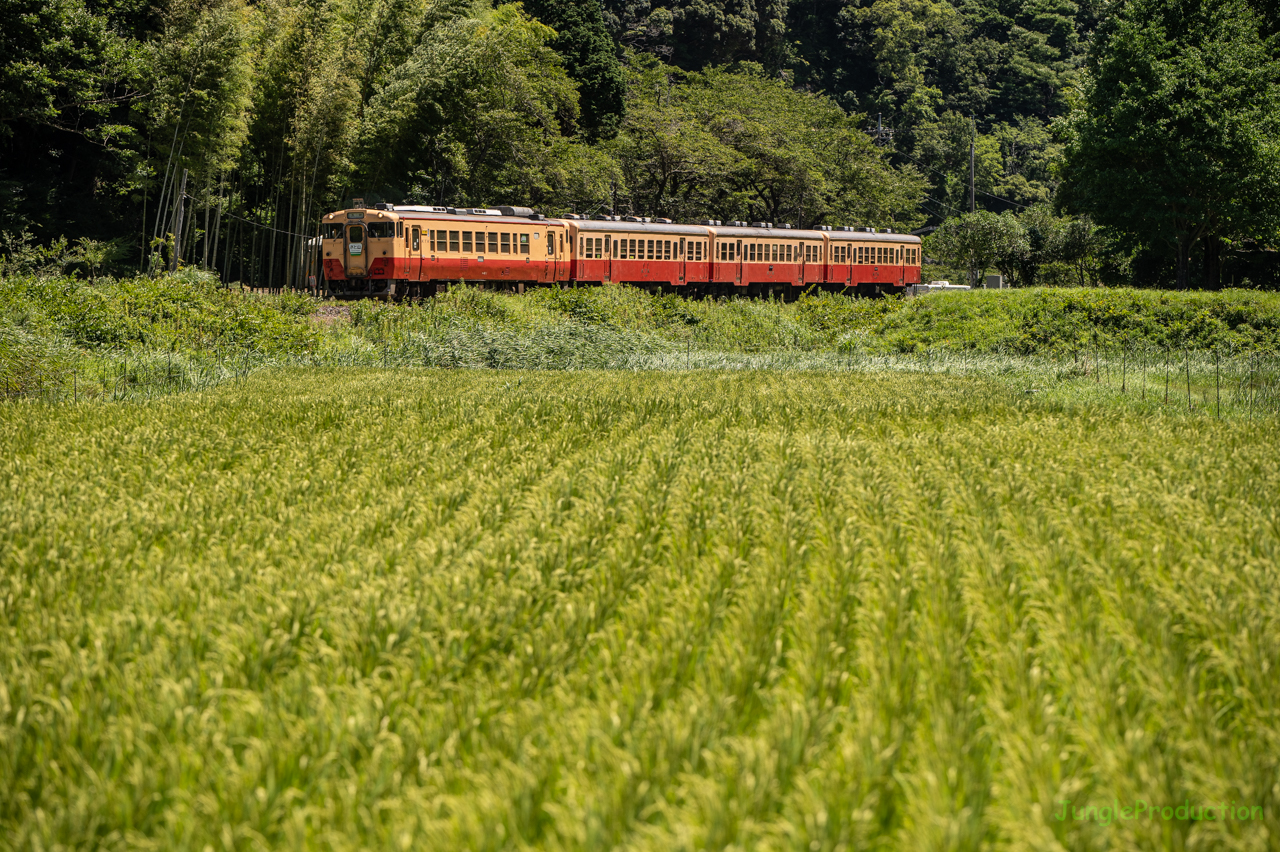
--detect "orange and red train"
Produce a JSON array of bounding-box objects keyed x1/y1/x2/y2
[{"x1": 318, "y1": 204, "x2": 921, "y2": 299}]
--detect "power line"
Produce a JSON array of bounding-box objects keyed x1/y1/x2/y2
[
  {"x1": 220, "y1": 210, "x2": 314, "y2": 240},
  {"x1": 897, "y1": 150, "x2": 1031, "y2": 211}
]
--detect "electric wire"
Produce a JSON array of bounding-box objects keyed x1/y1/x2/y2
[{"x1": 897, "y1": 150, "x2": 1032, "y2": 210}]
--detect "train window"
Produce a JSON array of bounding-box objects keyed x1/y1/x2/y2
[
  {"x1": 397, "y1": 221, "x2": 403, "y2": 238},
  {"x1": 367, "y1": 222, "x2": 387, "y2": 240},
  {"x1": 605, "y1": 235, "x2": 611, "y2": 256},
  {"x1": 520, "y1": 233, "x2": 530, "y2": 254},
  {"x1": 487, "y1": 233, "x2": 497, "y2": 254},
  {"x1": 579, "y1": 236, "x2": 585, "y2": 256},
  {"x1": 412, "y1": 227, "x2": 420, "y2": 252},
  {"x1": 595, "y1": 237, "x2": 603, "y2": 258},
  {"x1": 323, "y1": 224, "x2": 341, "y2": 239},
  {"x1": 462, "y1": 232, "x2": 472, "y2": 253},
  {"x1": 500, "y1": 233, "x2": 510, "y2": 253},
  {"x1": 444, "y1": 231, "x2": 456, "y2": 252}
]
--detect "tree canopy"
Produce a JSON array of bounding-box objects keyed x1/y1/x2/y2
[
  {"x1": 3, "y1": 0, "x2": 1278, "y2": 288},
  {"x1": 1059, "y1": 0, "x2": 1280, "y2": 288}
]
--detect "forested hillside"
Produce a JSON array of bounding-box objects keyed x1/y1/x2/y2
[{"x1": 2, "y1": 0, "x2": 1278, "y2": 288}]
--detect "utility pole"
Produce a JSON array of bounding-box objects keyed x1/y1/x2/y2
[
  {"x1": 871, "y1": 114, "x2": 894, "y2": 147},
  {"x1": 969, "y1": 117, "x2": 976, "y2": 214},
  {"x1": 170, "y1": 168, "x2": 189, "y2": 273}
]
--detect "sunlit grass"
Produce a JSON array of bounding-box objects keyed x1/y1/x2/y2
[{"x1": 3, "y1": 370, "x2": 1278, "y2": 850}]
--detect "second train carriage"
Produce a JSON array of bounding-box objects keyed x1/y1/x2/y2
[{"x1": 319, "y1": 205, "x2": 921, "y2": 298}]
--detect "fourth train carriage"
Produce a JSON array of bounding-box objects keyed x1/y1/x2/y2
[{"x1": 317, "y1": 203, "x2": 922, "y2": 299}]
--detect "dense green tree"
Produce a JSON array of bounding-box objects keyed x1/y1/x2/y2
[
  {"x1": 0, "y1": 0, "x2": 146, "y2": 237},
  {"x1": 354, "y1": 5, "x2": 613, "y2": 207},
  {"x1": 523, "y1": 0, "x2": 626, "y2": 138},
  {"x1": 1060, "y1": 0, "x2": 1280, "y2": 288},
  {"x1": 611, "y1": 58, "x2": 926, "y2": 227},
  {"x1": 926, "y1": 209, "x2": 1026, "y2": 285}
]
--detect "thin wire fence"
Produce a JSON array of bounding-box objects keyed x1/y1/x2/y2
[{"x1": 4, "y1": 340, "x2": 1280, "y2": 417}]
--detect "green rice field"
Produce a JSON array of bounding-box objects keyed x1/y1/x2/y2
[{"x1": 2, "y1": 369, "x2": 1279, "y2": 851}]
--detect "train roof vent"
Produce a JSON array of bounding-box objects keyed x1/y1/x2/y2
[
  {"x1": 622, "y1": 215, "x2": 640, "y2": 222},
  {"x1": 859, "y1": 227, "x2": 875, "y2": 233},
  {"x1": 445, "y1": 207, "x2": 458, "y2": 214},
  {"x1": 654, "y1": 217, "x2": 672, "y2": 224},
  {"x1": 374, "y1": 202, "x2": 392, "y2": 210},
  {"x1": 881, "y1": 228, "x2": 894, "y2": 234},
  {"x1": 696, "y1": 219, "x2": 715, "y2": 225},
  {"x1": 818, "y1": 225, "x2": 833, "y2": 231},
  {"x1": 528, "y1": 213, "x2": 545, "y2": 221},
  {"x1": 750, "y1": 221, "x2": 766, "y2": 228},
  {"x1": 496, "y1": 206, "x2": 535, "y2": 218},
  {"x1": 562, "y1": 213, "x2": 582, "y2": 219},
  {"x1": 781, "y1": 223, "x2": 792, "y2": 229},
  {"x1": 833, "y1": 226, "x2": 850, "y2": 232},
  {"x1": 593, "y1": 214, "x2": 612, "y2": 220}
]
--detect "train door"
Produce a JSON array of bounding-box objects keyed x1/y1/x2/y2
[
  {"x1": 537, "y1": 229, "x2": 550, "y2": 283},
  {"x1": 345, "y1": 223, "x2": 368, "y2": 277},
  {"x1": 409, "y1": 226, "x2": 422, "y2": 280},
  {"x1": 735, "y1": 240, "x2": 742, "y2": 285}
]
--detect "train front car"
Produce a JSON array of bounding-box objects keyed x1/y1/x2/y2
[
  {"x1": 320, "y1": 206, "x2": 403, "y2": 298},
  {"x1": 823, "y1": 227, "x2": 922, "y2": 297}
]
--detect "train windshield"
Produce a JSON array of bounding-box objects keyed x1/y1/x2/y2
[
  {"x1": 348, "y1": 225, "x2": 364, "y2": 243},
  {"x1": 323, "y1": 224, "x2": 343, "y2": 239}
]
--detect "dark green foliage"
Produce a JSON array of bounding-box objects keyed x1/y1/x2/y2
[
  {"x1": 611, "y1": 58, "x2": 927, "y2": 227},
  {"x1": 524, "y1": 0, "x2": 627, "y2": 138},
  {"x1": 1060, "y1": 0, "x2": 1280, "y2": 289}
]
